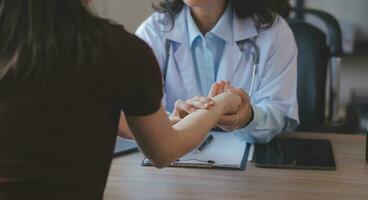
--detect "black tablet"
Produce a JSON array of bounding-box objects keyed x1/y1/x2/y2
[
  {"x1": 113, "y1": 137, "x2": 138, "y2": 157},
  {"x1": 254, "y1": 138, "x2": 336, "y2": 170}
]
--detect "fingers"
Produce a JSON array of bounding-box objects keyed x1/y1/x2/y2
[
  {"x1": 173, "y1": 96, "x2": 216, "y2": 119},
  {"x1": 187, "y1": 96, "x2": 215, "y2": 109},
  {"x1": 228, "y1": 88, "x2": 250, "y2": 103},
  {"x1": 217, "y1": 124, "x2": 234, "y2": 132},
  {"x1": 208, "y1": 81, "x2": 232, "y2": 97},
  {"x1": 171, "y1": 99, "x2": 198, "y2": 124},
  {"x1": 174, "y1": 99, "x2": 196, "y2": 114},
  {"x1": 217, "y1": 81, "x2": 225, "y2": 94},
  {"x1": 177, "y1": 96, "x2": 215, "y2": 111},
  {"x1": 218, "y1": 114, "x2": 238, "y2": 126},
  {"x1": 217, "y1": 80, "x2": 231, "y2": 93},
  {"x1": 223, "y1": 80, "x2": 231, "y2": 91},
  {"x1": 217, "y1": 114, "x2": 241, "y2": 132},
  {"x1": 169, "y1": 116, "x2": 182, "y2": 125},
  {"x1": 208, "y1": 83, "x2": 220, "y2": 97}
]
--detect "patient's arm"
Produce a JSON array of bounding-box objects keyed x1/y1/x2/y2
[
  {"x1": 126, "y1": 92, "x2": 241, "y2": 168},
  {"x1": 118, "y1": 101, "x2": 214, "y2": 139}
]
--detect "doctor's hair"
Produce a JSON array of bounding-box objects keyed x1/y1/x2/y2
[
  {"x1": 153, "y1": 0, "x2": 291, "y2": 29},
  {"x1": 0, "y1": 0, "x2": 116, "y2": 83}
]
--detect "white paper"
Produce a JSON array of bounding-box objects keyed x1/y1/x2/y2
[
  {"x1": 178, "y1": 132, "x2": 248, "y2": 168},
  {"x1": 248, "y1": 144, "x2": 255, "y2": 161}
]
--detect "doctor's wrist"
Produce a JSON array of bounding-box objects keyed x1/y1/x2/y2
[{"x1": 242, "y1": 105, "x2": 254, "y2": 128}]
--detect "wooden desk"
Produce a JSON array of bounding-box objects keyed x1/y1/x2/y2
[{"x1": 104, "y1": 133, "x2": 368, "y2": 200}]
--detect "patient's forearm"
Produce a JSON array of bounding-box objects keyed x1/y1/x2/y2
[
  {"x1": 126, "y1": 93, "x2": 239, "y2": 168},
  {"x1": 165, "y1": 94, "x2": 231, "y2": 160}
]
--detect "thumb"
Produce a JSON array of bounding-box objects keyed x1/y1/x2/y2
[{"x1": 208, "y1": 83, "x2": 220, "y2": 97}]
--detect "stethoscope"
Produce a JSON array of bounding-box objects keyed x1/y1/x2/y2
[
  {"x1": 163, "y1": 38, "x2": 260, "y2": 97},
  {"x1": 237, "y1": 38, "x2": 260, "y2": 97}
]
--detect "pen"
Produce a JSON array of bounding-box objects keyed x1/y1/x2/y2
[{"x1": 196, "y1": 135, "x2": 214, "y2": 154}]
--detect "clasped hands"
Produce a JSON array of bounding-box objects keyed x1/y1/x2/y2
[{"x1": 170, "y1": 81, "x2": 253, "y2": 131}]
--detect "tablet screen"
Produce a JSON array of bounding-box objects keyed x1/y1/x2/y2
[
  {"x1": 113, "y1": 137, "x2": 138, "y2": 157},
  {"x1": 254, "y1": 138, "x2": 336, "y2": 170}
]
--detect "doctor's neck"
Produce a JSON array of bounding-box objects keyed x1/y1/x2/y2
[{"x1": 189, "y1": 1, "x2": 228, "y2": 35}]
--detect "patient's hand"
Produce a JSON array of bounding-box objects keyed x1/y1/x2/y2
[{"x1": 170, "y1": 96, "x2": 215, "y2": 125}]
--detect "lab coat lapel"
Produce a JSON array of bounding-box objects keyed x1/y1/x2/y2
[
  {"x1": 216, "y1": 42, "x2": 242, "y2": 82},
  {"x1": 164, "y1": 7, "x2": 201, "y2": 97},
  {"x1": 217, "y1": 16, "x2": 259, "y2": 82},
  {"x1": 173, "y1": 44, "x2": 201, "y2": 97}
]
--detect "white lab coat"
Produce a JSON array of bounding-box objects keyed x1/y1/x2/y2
[{"x1": 136, "y1": 6, "x2": 299, "y2": 143}]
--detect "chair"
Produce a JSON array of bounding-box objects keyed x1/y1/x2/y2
[
  {"x1": 289, "y1": 21, "x2": 329, "y2": 131},
  {"x1": 287, "y1": 8, "x2": 343, "y2": 131}
]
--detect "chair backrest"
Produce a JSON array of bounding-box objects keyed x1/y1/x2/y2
[
  {"x1": 288, "y1": 21, "x2": 329, "y2": 131},
  {"x1": 291, "y1": 8, "x2": 343, "y2": 57},
  {"x1": 289, "y1": 8, "x2": 344, "y2": 123}
]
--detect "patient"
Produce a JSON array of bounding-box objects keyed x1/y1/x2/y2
[{"x1": 0, "y1": 0, "x2": 240, "y2": 199}]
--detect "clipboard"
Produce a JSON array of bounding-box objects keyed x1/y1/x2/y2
[{"x1": 141, "y1": 132, "x2": 250, "y2": 170}]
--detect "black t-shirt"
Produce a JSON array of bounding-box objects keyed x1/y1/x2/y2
[{"x1": 0, "y1": 27, "x2": 163, "y2": 200}]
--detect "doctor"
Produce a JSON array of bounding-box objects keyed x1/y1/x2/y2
[{"x1": 134, "y1": 0, "x2": 299, "y2": 143}]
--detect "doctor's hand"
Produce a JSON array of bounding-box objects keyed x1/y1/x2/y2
[
  {"x1": 217, "y1": 88, "x2": 253, "y2": 131},
  {"x1": 208, "y1": 80, "x2": 232, "y2": 98},
  {"x1": 170, "y1": 96, "x2": 215, "y2": 125}
]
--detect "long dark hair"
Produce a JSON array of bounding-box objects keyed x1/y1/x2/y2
[
  {"x1": 154, "y1": 0, "x2": 291, "y2": 28},
  {"x1": 0, "y1": 0, "x2": 114, "y2": 83}
]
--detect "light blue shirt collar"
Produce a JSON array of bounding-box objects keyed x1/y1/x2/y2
[{"x1": 186, "y1": 3, "x2": 233, "y2": 47}]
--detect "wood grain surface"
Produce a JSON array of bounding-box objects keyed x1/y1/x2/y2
[{"x1": 104, "y1": 132, "x2": 368, "y2": 200}]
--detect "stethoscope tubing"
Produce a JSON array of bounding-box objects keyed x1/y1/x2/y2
[
  {"x1": 164, "y1": 38, "x2": 260, "y2": 97},
  {"x1": 238, "y1": 38, "x2": 260, "y2": 97}
]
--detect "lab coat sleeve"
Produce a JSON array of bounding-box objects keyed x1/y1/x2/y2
[
  {"x1": 135, "y1": 14, "x2": 169, "y2": 108},
  {"x1": 234, "y1": 18, "x2": 299, "y2": 144},
  {"x1": 135, "y1": 14, "x2": 166, "y2": 68}
]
